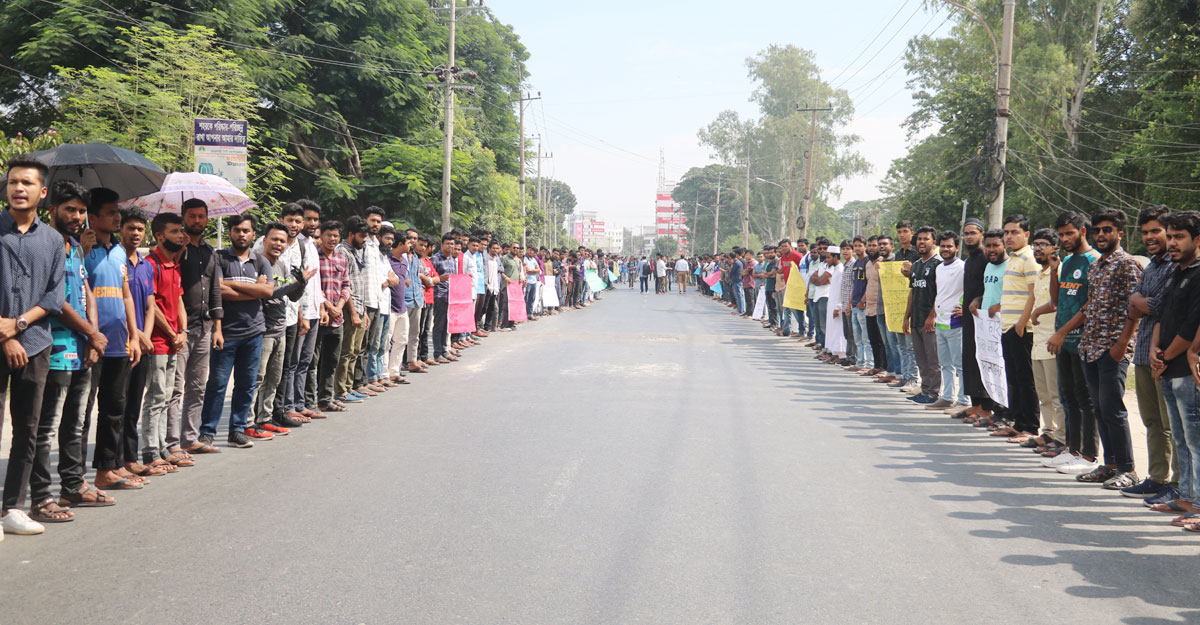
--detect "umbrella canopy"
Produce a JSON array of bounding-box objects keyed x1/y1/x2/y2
[
  {"x1": 2, "y1": 142, "x2": 166, "y2": 201},
  {"x1": 121, "y1": 172, "x2": 256, "y2": 217}
]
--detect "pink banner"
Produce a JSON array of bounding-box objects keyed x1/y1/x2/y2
[
  {"x1": 448, "y1": 273, "x2": 473, "y2": 305},
  {"x1": 703, "y1": 270, "x2": 723, "y2": 287},
  {"x1": 448, "y1": 301, "x2": 476, "y2": 334},
  {"x1": 507, "y1": 281, "x2": 528, "y2": 322}
]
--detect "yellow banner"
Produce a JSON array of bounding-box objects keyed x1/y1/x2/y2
[
  {"x1": 782, "y1": 264, "x2": 807, "y2": 311},
  {"x1": 880, "y1": 261, "x2": 910, "y2": 330}
]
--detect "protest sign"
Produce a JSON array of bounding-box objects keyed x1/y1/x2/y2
[
  {"x1": 542, "y1": 276, "x2": 560, "y2": 308},
  {"x1": 584, "y1": 270, "x2": 607, "y2": 292},
  {"x1": 704, "y1": 270, "x2": 723, "y2": 287},
  {"x1": 782, "y1": 266, "x2": 807, "y2": 311},
  {"x1": 507, "y1": 281, "x2": 528, "y2": 322},
  {"x1": 879, "y1": 261, "x2": 910, "y2": 331},
  {"x1": 973, "y1": 311, "x2": 1008, "y2": 407}
]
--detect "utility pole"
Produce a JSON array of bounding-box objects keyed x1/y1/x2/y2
[
  {"x1": 989, "y1": 0, "x2": 1016, "y2": 230},
  {"x1": 536, "y1": 143, "x2": 553, "y2": 247},
  {"x1": 428, "y1": 0, "x2": 482, "y2": 234},
  {"x1": 712, "y1": 179, "x2": 722, "y2": 255},
  {"x1": 742, "y1": 158, "x2": 751, "y2": 249},
  {"x1": 797, "y1": 102, "x2": 832, "y2": 240},
  {"x1": 514, "y1": 88, "x2": 540, "y2": 247}
]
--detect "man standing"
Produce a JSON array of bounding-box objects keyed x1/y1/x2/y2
[
  {"x1": 1027, "y1": 228, "x2": 1067, "y2": 450},
  {"x1": 1045, "y1": 212, "x2": 1101, "y2": 474},
  {"x1": 1, "y1": 155, "x2": 65, "y2": 535},
  {"x1": 957, "y1": 219, "x2": 993, "y2": 421},
  {"x1": 655, "y1": 254, "x2": 667, "y2": 294},
  {"x1": 29, "y1": 181, "x2": 102, "y2": 525},
  {"x1": 903, "y1": 226, "x2": 940, "y2": 404},
  {"x1": 141, "y1": 214, "x2": 188, "y2": 469},
  {"x1": 334, "y1": 216, "x2": 369, "y2": 400},
  {"x1": 171, "y1": 199, "x2": 223, "y2": 455},
  {"x1": 431, "y1": 233, "x2": 459, "y2": 361},
  {"x1": 316, "y1": 221, "x2": 350, "y2": 413},
  {"x1": 675, "y1": 255, "x2": 690, "y2": 294},
  {"x1": 83, "y1": 188, "x2": 143, "y2": 490},
  {"x1": 848, "y1": 238, "x2": 872, "y2": 372},
  {"x1": 863, "y1": 237, "x2": 890, "y2": 380},
  {"x1": 292, "y1": 200, "x2": 326, "y2": 423},
  {"x1": 386, "y1": 233, "x2": 413, "y2": 381},
  {"x1": 200, "y1": 215, "x2": 273, "y2": 448},
  {"x1": 992, "y1": 215, "x2": 1041, "y2": 441},
  {"x1": 1121, "y1": 206, "x2": 1181, "y2": 501},
  {"x1": 248, "y1": 222, "x2": 311, "y2": 438},
  {"x1": 1072, "y1": 209, "x2": 1142, "y2": 489},
  {"x1": 120, "y1": 209, "x2": 160, "y2": 474},
  {"x1": 928, "y1": 231, "x2": 966, "y2": 411},
  {"x1": 359, "y1": 207, "x2": 389, "y2": 394},
  {"x1": 524, "y1": 245, "x2": 541, "y2": 318}
]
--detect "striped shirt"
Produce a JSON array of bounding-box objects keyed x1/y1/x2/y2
[
  {"x1": 335, "y1": 242, "x2": 367, "y2": 316},
  {"x1": 999, "y1": 244, "x2": 1038, "y2": 331},
  {"x1": 1132, "y1": 254, "x2": 1173, "y2": 366},
  {"x1": 318, "y1": 248, "x2": 350, "y2": 327}
]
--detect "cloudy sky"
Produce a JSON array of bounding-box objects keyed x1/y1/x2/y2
[{"x1": 492, "y1": 0, "x2": 952, "y2": 232}]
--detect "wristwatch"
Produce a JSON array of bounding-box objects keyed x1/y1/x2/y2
[{"x1": 15, "y1": 317, "x2": 28, "y2": 333}]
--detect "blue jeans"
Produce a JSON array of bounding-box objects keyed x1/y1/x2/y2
[
  {"x1": 897, "y1": 329, "x2": 917, "y2": 382},
  {"x1": 776, "y1": 292, "x2": 805, "y2": 335},
  {"x1": 1161, "y1": 376, "x2": 1200, "y2": 506},
  {"x1": 852, "y1": 308, "x2": 871, "y2": 368},
  {"x1": 878, "y1": 313, "x2": 902, "y2": 377},
  {"x1": 1082, "y1": 353, "x2": 1135, "y2": 472},
  {"x1": 935, "y1": 327, "x2": 967, "y2": 404},
  {"x1": 367, "y1": 313, "x2": 391, "y2": 382},
  {"x1": 200, "y1": 333, "x2": 263, "y2": 437},
  {"x1": 734, "y1": 281, "x2": 746, "y2": 314},
  {"x1": 811, "y1": 298, "x2": 828, "y2": 346},
  {"x1": 805, "y1": 302, "x2": 816, "y2": 338},
  {"x1": 525, "y1": 282, "x2": 538, "y2": 316}
]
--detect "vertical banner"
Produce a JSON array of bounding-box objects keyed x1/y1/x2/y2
[
  {"x1": 542, "y1": 275, "x2": 560, "y2": 308},
  {"x1": 973, "y1": 311, "x2": 1008, "y2": 407},
  {"x1": 879, "y1": 261, "x2": 910, "y2": 331},
  {"x1": 447, "y1": 274, "x2": 476, "y2": 333},
  {"x1": 782, "y1": 266, "x2": 807, "y2": 311},
  {"x1": 751, "y1": 287, "x2": 766, "y2": 319},
  {"x1": 507, "y1": 281, "x2": 528, "y2": 322}
]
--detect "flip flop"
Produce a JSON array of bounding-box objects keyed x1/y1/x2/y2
[
  {"x1": 98, "y1": 478, "x2": 142, "y2": 490},
  {"x1": 1150, "y1": 501, "x2": 1188, "y2": 514},
  {"x1": 1170, "y1": 512, "x2": 1199, "y2": 527}
]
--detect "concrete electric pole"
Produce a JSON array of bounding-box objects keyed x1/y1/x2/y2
[
  {"x1": 989, "y1": 0, "x2": 1016, "y2": 230},
  {"x1": 428, "y1": 0, "x2": 483, "y2": 234},
  {"x1": 797, "y1": 102, "x2": 832, "y2": 240},
  {"x1": 514, "y1": 88, "x2": 540, "y2": 247}
]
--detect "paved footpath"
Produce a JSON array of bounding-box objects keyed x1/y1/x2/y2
[{"x1": 0, "y1": 288, "x2": 1196, "y2": 625}]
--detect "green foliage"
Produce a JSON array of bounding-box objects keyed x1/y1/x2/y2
[
  {"x1": 654, "y1": 236, "x2": 679, "y2": 257},
  {"x1": 0, "y1": 129, "x2": 70, "y2": 168},
  {"x1": 718, "y1": 233, "x2": 764, "y2": 254}
]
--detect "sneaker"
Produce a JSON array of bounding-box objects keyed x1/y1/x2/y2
[
  {"x1": 338, "y1": 394, "x2": 363, "y2": 404},
  {"x1": 227, "y1": 431, "x2": 255, "y2": 448},
  {"x1": 1102, "y1": 471, "x2": 1140, "y2": 491},
  {"x1": 1042, "y1": 451, "x2": 1078, "y2": 468},
  {"x1": 1145, "y1": 485, "x2": 1182, "y2": 508},
  {"x1": 925, "y1": 398, "x2": 954, "y2": 409},
  {"x1": 2, "y1": 509, "x2": 45, "y2": 535},
  {"x1": 912, "y1": 395, "x2": 937, "y2": 405},
  {"x1": 1056, "y1": 455, "x2": 1099, "y2": 475},
  {"x1": 260, "y1": 422, "x2": 290, "y2": 436},
  {"x1": 900, "y1": 384, "x2": 921, "y2": 394},
  {"x1": 906, "y1": 393, "x2": 925, "y2": 402},
  {"x1": 198, "y1": 433, "x2": 215, "y2": 447},
  {"x1": 1120, "y1": 478, "x2": 1163, "y2": 499},
  {"x1": 887, "y1": 380, "x2": 907, "y2": 388},
  {"x1": 244, "y1": 427, "x2": 275, "y2": 441}
]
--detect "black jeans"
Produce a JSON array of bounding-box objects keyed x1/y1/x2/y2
[
  {"x1": 92, "y1": 357, "x2": 131, "y2": 471},
  {"x1": 316, "y1": 324, "x2": 343, "y2": 407},
  {"x1": 1, "y1": 347, "x2": 50, "y2": 512},
  {"x1": 1001, "y1": 328, "x2": 1039, "y2": 433},
  {"x1": 433, "y1": 298, "x2": 449, "y2": 357},
  {"x1": 743, "y1": 287, "x2": 755, "y2": 315},
  {"x1": 122, "y1": 357, "x2": 149, "y2": 464},
  {"x1": 33, "y1": 369, "x2": 91, "y2": 503},
  {"x1": 1057, "y1": 349, "x2": 1099, "y2": 458},
  {"x1": 765, "y1": 288, "x2": 778, "y2": 326},
  {"x1": 276, "y1": 322, "x2": 299, "y2": 419},
  {"x1": 867, "y1": 315, "x2": 887, "y2": 371},
  {"x1": 1083, "y1": 352, "x2": 1136, "y2": 472},
  {"x1": 419, "y1": 303, "x2": 436, "y2": 357}
]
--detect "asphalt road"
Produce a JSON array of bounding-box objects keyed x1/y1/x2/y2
[{"x1": 1, "y1": 287, "x2": 1197, "y2": 625}]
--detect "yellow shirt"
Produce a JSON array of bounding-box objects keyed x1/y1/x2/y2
[
  {"x1": 1031, "y1": 264, "x2": 1055, "y2": 359},
  {"x1": 1000, "y1": 244, "x2": 1038, "y2": 331}
]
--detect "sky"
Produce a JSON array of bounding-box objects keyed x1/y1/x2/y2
[{"x1": 490, "y1": 0, "x2": 953, "y2": 233}]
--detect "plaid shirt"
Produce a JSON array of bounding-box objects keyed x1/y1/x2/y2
[
  {"x1": 1079, "y1": 247, "x2": 1143, "y2": 363},
  {"x1": 336, "y1": 242, "x2": 367, "y2": 316},
  {"x1": 318, "y1": 248, "x2": 350, "y2": 327},
  {"x1": 1132, "y1": 253, "x2": 1174, "y2": 366}
]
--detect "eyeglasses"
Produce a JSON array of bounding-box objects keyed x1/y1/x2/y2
[
  {"x1": 1095, "y1": 226, "x2": 1118, "y2": 234},
  {"x1": 1032, "y1": 242, "x2": 1054, "y2": 248}
]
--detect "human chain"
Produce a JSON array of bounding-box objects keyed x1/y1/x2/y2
[{"x1": 0, "y1": 154, "x2": 618, "y2": 536}]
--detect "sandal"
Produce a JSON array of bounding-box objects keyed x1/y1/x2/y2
[
  {"x1": 990, "y1": 426, "x2": 1019, "y2": 437},
  {"x1": 135, "y1": 463, "x2": 169, "y2": 476},
  {"x1": 1170, "y1": 512, "x2": 1199, "y2": 527},
  {"x1": 183, "y1": 442, "x2": 221, "y2": 454},
  {"x1": 59, "y1": 486, "x2": 116, "y2": 507},
  {"x1": 149, "y1": 459, "x2": 180, "y2": 473},
  {"x1": 96, "y1": 478, "x2": 143, "y2": 490},
  {"x1": 32, "y1": 499, "x2": 75, "y2": 523},
  {"x1": 319, "y1": 403, "x2": 348, "y2": 413},
  {"x1": 1150, "y1": 501, "x2": 1189, "y2": 514}
]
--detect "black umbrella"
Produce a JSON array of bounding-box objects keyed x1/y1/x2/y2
[{"x1": 3, "y1": 142, "x2": 167, "y2": 202}]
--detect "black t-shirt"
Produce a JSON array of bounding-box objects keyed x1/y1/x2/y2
[
  {"x1": 910, "y1": 255, "x2": 939, "y2": 323},
  {"x1": 218, "y1": 249, "x2": 271, "y2": 341},
  {"x1": 1157, "y1": 261, "x2": 1200, "y2": 379},
  {"x1": 896, "y1": 245, "x2": 921, "y2": 264}
]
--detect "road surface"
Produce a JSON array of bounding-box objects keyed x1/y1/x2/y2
[{"x1": 1, "y1": 288, "x2": 1196, "y2": 625}]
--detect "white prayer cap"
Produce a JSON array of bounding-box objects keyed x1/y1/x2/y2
[{"x1": 827, "y1": 245, "x2": 841, "y2": 254}]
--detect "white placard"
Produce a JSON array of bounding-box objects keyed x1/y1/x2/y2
[{"x1": 973, "y1": 311, "x2": 1008, "y2": 408}]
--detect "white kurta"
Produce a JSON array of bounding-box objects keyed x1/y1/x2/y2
[{"x1": 824, "y1": 263, "x2": 847, "y2": 355}]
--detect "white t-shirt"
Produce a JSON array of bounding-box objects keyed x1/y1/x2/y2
[
  {"x1": 809, "y1": 261, "x2": 832, "y2": 300},
  {"x1": 934, "y1": 257, "x2": 965, "y2": 329},
  {"x1": 674, "y1": 259, "x2": 689, "y2": 272},
  {"x1": 655, "y1": 259, "x2": 667, "y2": 277}
]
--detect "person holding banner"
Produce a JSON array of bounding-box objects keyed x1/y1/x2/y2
[
  {"x1": 429, "y1": 233, "x2": 458, "y2": 362},
  {"x1": 523, "y1": 245, "x2": 541, "y2": 318},
  {"x1": 956, "y1": 219, "x2": 993, "y2": 421},
  {"x1": 775, "y1": 239, "x2": 807, "y2": 338},
  {"x1": 902, "y1": 226, "x2": 940, "y2": 405}
]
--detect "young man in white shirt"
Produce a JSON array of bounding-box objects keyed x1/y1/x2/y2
[{"x1": 928, "y1": 230, "x2": 966, "y2": 410}]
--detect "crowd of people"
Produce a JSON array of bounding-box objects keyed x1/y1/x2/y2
[
  {"x1": 684, "y1": 211, "x2": 1200, "y2": 534},
  {"x1": 0, "y1": 154, "x2": 618, "y2": 538}
]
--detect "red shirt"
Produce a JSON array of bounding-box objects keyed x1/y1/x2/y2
[
  {"x1": 146, "y1": 250, "x2": 183, "y2": 355},
  {"x1": 779, "y1": 251, "x2": 805, "y2": 281},
  {"x1": 422, "y1": 258, "x2": 437, "y2": 305}
]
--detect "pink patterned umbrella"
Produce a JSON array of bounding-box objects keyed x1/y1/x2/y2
[{"x1": 120, "y1": 172, "x2": 256, "y2": 216}]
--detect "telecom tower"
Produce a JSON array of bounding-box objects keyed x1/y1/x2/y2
[{"x1": 654, "y1": 150, "x2": 688, "y2": 253}]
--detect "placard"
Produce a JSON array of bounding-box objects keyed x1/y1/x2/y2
[{"x1": 973, "y1": 311, "x2": 1008, "y2": 407}]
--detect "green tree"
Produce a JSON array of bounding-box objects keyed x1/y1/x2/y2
[{"x1": 654, "y1": 236, "x2": 679, "y2": 257}]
